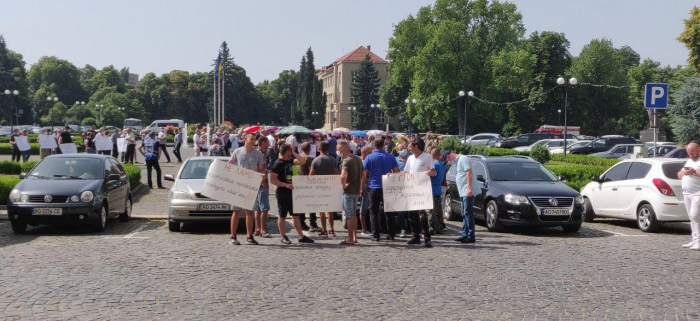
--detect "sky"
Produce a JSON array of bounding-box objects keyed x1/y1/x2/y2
[{"x1": 0, "y1": 0, "x2": 695, "y2": 84}]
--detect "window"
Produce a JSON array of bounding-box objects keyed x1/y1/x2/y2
[
  {"x1": 350, "y1": 91, "x2": 357, "y2": 103},
  {"x1": 602, "y1": 162, "x2": 632, "y2": 182},
  {"x1": 662, "y1": 162, "x2": 684, "y2": 180},
  {"x1": 473, "y1": 161, "x2": 487, "y2": 182},
  {"x1": 104, "y1": 159, "x2": 113, "y2": 178},
  {"x1": 626, "y1": 162, "x2": 652, "y2": 180},
  {"x1": 377, "y1": 111, "x2": 385, "y2": 124},
  {"x1": 180, "y1": 159, "x2": 215, "y2": 179},
  {"x1": 611, "y1": 146, "x2": 626, "y2": 154},
  {"x1": 488, "y1": 162, "x2": 558, "y2": 182},
  {"x1": 517, "y1": 135, "x2": 529, "y2": 143},
  {"x1": 592, "y1": 139, "x2": 606, "y2": 149},
  {"x1": 109, "y1": 159, "x2": 124, "y2": 176},
  {"x1": 339, "y1": 91, "x2": 341, "y2": 103},
  {"x1": 352, "y1": 72, "x2": 358, "y2": 84}
]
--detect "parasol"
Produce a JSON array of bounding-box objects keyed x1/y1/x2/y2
[
  {"x1": 276, "y1": 125, "x2": 312, "y2": 135},
  {"x1": 244, "y1": 125, "x2": 261, "y2": 133},
  {"x1": 349, "y1": 130, "x2": 367, "y2": 137},
  {"x1": 366, "y1": 130, "x2": 385, "y2": 137},
  {"x1": 334, "y1": 127, "x2": 350, "y2": 133}
]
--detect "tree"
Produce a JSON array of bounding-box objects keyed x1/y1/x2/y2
[
  {"x1": 119, "y1": 67, "x2": 130, "y2": 83},
  {"x1": 27, "y1": 56, "x2": 85, "y2": 109},
  {"x1": 295, "y1": 48, "x2": 316, "y2": 127},
  {"x1": 350, "y1": 54, "x2": 381, "y2": 129},
  {"x1": 293, "y1": 56, "x2": 306, "y2": 124},
  {"x1": 0, "y1": 35, "x2": 30, "y2": 125},
  {"x1": 257, "y1": 70, "x2": 299, "y2": 125},
  {"x1": 668, "y1": 76, "x2": 700, "y2": 143},
  {"x1": 384, "y1": 0, "x2": 525, "y2": 133},
  {"x1": 678, "y1": 7, "x2": 700, "y2": 72}
]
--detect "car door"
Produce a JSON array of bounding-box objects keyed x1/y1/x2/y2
[
  {"x1": 615, "y1": 162, "x2": 651, "y2": 217},
  {"x1": 591, "y1": 162, "x2": 632, "y2": 216},
  {"x1": 472, "y1": 161, "x2": 488, "y2": 218},
  {"x1": 103, "y1": 159, "x2": 120, "y2": 214},
  {"x1": 109, "y1": 159, "x2": 127, "y2": 209},
  {"x1": 608, "y1": 146, "x2": 626, "y2": 158}
]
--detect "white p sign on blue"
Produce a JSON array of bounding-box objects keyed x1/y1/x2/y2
[{"x1": 644, "y1": 83, "x2": 668, "y2": 109}]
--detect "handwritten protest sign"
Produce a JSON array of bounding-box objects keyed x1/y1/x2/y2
[
  {"x1": 201, "y1": 159, "x2": 263, "y2": 211},
  {"x1": 382, "y1": 172, "x2": 434, "y2": 212},
  {"x1": 59, "y1": 143, "x2": 77, "y2": 154},
  {"x1": 117, "y1": 138, "x2": 127, "y2": 153},
  {"x1": 39, "y1": 134, "x2": 57, "y2": 149},
  {"x1": 15, "y1": 136, "x2": 30, "y2": 152},
  {"x1": 94, "y1": 136, "x2": 112, "y2": 151},
  {"x1": 292, "y1": 175, "x2": 343, "y2": 213},
  {"x1": 297, "y1": 144, "x2": 317, "y2": 157}
]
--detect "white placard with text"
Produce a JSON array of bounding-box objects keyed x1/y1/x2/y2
[
  {"x1": 292, "y1": 175, "x2": 343, "y2": 213},
  {"x1": 39, "y1": 134, "x2": 57, "y2": 149},
  {"x1": 15, "y1": 136, "x2": 30, "y2": 152},
  {"x1": 94, "y1": 136, "x2": 112, "y2": 151},
  {"x1": 59, "y1": 143, "x2": 78, "y2": 154},
  {"x1": 382, "y1": 172, "x2": 434, "y2": 212},
  {"x1": 201, "y1": 159, "x2": 263, "y2": 211}
]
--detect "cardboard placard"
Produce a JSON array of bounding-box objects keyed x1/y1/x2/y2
[
  {"x1": 292, "y1": 175, "x2": 343, "y2": 213},
  {"x1": 39, "y1": 134, "x2": 57, "y2": 149},
  {"x1": 15, "y1": 136, "x2": 30, "y2": 152},
  {"x1": 117, "y1": 138, "x2": 127, "y2": 153},
  {"x1": 94, "y1": 136, "x2": 112, "y2": 151},
  {"x1": 201, "y1": 159, "x2": 263, "y2": 211},
  {"x1": 382, "y1": 172, "x2": 434, "y2": 212},
  {"x1": 59, "y1": 143, "x2": 78, "y2": 154}
]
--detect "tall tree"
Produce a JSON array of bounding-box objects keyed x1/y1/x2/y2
[
  {"x1": 350, "y1": 54, "x2": 381, "y2": 129},
  {"x1": 668, "y1": 76, "x2": 700, "y2": 143},
  {"x1": 27, "y1": 56, "x2": 85, "y2": 116},
  {"x1": 295, "y1": 48, "x2": 316, "y2": 127},
  {"x1": 678, "y1": 7, "x2": 700, "y2": 72},
  {"x1": 257, "y1": 70, "x2": 299, "y2": 125},
  {"x1": 293, "y1": 56, "x2": 306, "y2": 124},
  {"x1": 0, "y1": 35, "x2": 30, "y2": 125}
]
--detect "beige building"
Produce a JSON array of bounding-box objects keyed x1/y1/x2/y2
[{"x1": 317, "y1": 46, "x2": 400, "y2": 131}]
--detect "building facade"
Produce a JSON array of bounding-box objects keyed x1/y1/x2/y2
[{"x1": 317, "y1": 46, "x2": 400, "y2": 131}]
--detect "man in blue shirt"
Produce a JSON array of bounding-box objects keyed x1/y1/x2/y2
[
  {"x1": 455, "y1": 154, "x2": 476, "y2": 243},
  {"x1": 430, "y1": 148, "x2": 447, "y2": 235},
  {"x1": 361, "y1": 138, "x2": 399, "y2": 241},
  {"x1": 327, "y1": 135, "x2": 338, "y2": 158},
  {"x1": 138, "y1": 132, "x2": 163, "y2": 189}
]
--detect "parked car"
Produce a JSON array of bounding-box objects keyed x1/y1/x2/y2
[
  {"x1": 664, "y1": 147, "x2": 688, "y2": 159},
  {"x1": 648, "y1": 145, "x2": 678, "y2": 157},
  {"x1": 514, "y1": 139, "x2": 551, "y2": 152},
  {"x1": 493, "y1": 133, "x2": 555, "y2": 149},
  {"x1": 443, "y1": 155, "x2": 584, "y2": 233},
  {"x1": 146, "y1": 119, "x2": 185, "y2": 133},
  {"x1": 550, "y1": 140, "x2": 592, "y2": 154},
  {"x1": 580, "y1": 159, "x2": 688, "y2": 232},
  {"x1": 165, "y1": 156, "x2": 232, "y2": 232},
  {"x1": 6, "y1": 154, "x2": 132, "y2": 233},
  {"x1": 30, "y1": 126, "x2": 42, "y2": 134},
  {"x1": 569, "y1": 136, "x2": 637, "y2": 155},
  {"x1": 644, "y1": 141, "x2": 675, "y2": 149},
  {"x1": 0, "y1": 126, "x2": 12, "y2": 136},
  {"x1": 589, "y1": 144, "x2": 643, "y2": 159},
  {"x1": 462, "y1": 133, "x2": 501, "y2": 145}
]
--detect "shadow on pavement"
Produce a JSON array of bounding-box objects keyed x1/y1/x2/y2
[{"x1": 587, "y1": 219, "x2": 690, "y2": 235}]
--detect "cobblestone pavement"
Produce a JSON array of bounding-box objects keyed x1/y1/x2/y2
[{"x1": 1, "y1": 215, "x2": 698, "y2": 320}]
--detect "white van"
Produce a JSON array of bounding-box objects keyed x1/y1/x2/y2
[{"x1": 146, "y1": 119, "x2": 185, "y2": 133}]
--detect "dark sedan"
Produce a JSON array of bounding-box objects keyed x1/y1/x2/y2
[
  {"x1": 7, "y1": 154, "x2": 132, "y2": 233},
  {"x1": 442, "y1": 156, "x2": 584, "y2": 232}
]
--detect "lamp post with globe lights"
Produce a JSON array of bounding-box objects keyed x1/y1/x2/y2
[
  {"x1": 405, "y1": 99, "x2": 417, "y2": 136},
  {"x1": 4, "y1": 89, "x2": 20, "y2": 132},
  {"x1": 311, "y1": 111, "x2": 319, "y2": 128},
  {"x1": 557, "y1": 109, "x2": 561, "y2": 127},
  {"x1": 95, "y1": 104, "x2": 105, "y2": 126},
  {"x1": 347, "y1": 106, "x2": 356, "y2": 128},
  {"x1": 556, "y1": 77, "x2": 577, "y2": 159},
  {"x1": 46, "y1": 96, "x2": 59, "y2": 128}
]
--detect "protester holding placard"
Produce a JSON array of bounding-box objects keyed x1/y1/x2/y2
[
  {"x1": 254, "y1": 136, "x2": 272, "y2": 238},
  {"x1": 9, "y1": 128, "x2": 21, "y2": 162},
  {"x1": 95, "y1": 128, "x2": 111, "y2": 155},
  {"x1": 309, "y1": 141, "x2": 340, "y2": 237},
  {"x1": 297, "y1": 142, "x2": 319, "y2": 232},
  {"x1": 430, "y1": 148, "x2": 447, "y2": 235},
  {"x1": 124, "y1": 129, "x2": 136, "y2": 164},
  {"x1": 19, "y1": 131, "x2": 30, "y2": 162},
  {"x1": 39, "y1": 129, "x2": 54, "y2": 159},
  {"x1": 111, "y1": 129, "x2": 120, "y2": 158},
  {"x1": 362, "y1": 138, "x2": 399, "y2": 242},
  {"x1": 270, "y1": 143, "x2": 314, "y2": 244},
  {"x1": 84, "y1": 132, "x2": 96, "y2": 154},
  {"x1": 228, "y1": 133, "x2": 266, "y2": 246},
  {"x1": 402, "y1": 139, "x2": 437, "y2": 248},
  {"x1": 339, "y1": 141, "x2": 363, "y2": 245},
  {"x1": 395, "y1": 142, "x2": 410, "y2": 237}
]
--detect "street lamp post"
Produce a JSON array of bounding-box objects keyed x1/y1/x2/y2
[
  {"x1": 556, "y1": 77, "x2": 577, "y2": 160},
  {"x1": 557, "y1": 109, "x2": 561, "y2": 127},
  {"x1": 369, "y1": 104, "x2": 380, "y2": 129},
  {"x1": 4, "y1": 89, "x2": 20, "y2": 132},
  {"x1": 347, "y1": 106, "x2": 356, "y2": 128},
  {"x1": 47, "y1": 96, "x2": 59, "y2": 129},
  {"x1": 404, "y1": 99, "x2": 417, "y2": 136},
  {"x1": 458, "y1": 91, "x2": 474, "y2": 140},
  {"x1": 95, "y1": 104, "x2": 105, "y2": 126},
  {"x1": 311, "y1": 111, "x2": 319, "y2": 129}
]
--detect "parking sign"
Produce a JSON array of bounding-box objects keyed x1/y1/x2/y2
[{"x1": 644, "y1": 83, "x2": 668, "y2": 109}]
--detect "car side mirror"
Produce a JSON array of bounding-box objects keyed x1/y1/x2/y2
[
  {"x1": 593, "y1": 175, "x2": 602, "y2": 183},
  {"x1": 164, "y1": 174, "x2": 175, "y2": 182},
  {"x1": 476, "y1": 175, "x2": 485, "y2": 182},
  {"x1": 19, "y1": 173, "x2": 26, "y2": 179},
  {"x1": 558, "y1": 175, "x2": 566, "y2": 182},
  {"x1": 108, "y1": 174, "x2": 120, "y2": 181}
]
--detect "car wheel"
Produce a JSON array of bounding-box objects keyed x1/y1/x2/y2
[
  {"x1": 637, "y1": 204, "x2": 660, "y2": 233},
  {"x1": 11, "y1": 221, "x2": 27, "y2": 233},
  {"x1": 582, "y1": 198, "x2": 595, "y2": 223},
  {"x1": 443, "y1": 194, "x2": 459, "y2": 221},
  {"x1": 562, "y1": 223, "x2": 582, "y2": 233},
  {"x1": 119, "y1": 197, "x2": 132, "y2": 222},
  {"x1": 168, "y1": 221, "x2": 180, "y2": 232},
  {"x1": 93, "y1": 205, "x2": 107, "y2": 232},
  {"x1": 485, "y1": 200, "x2": 504, "y2": 232}
]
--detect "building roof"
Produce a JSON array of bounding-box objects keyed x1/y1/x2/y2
[{"x1": 333, "y1": 46, "x2": 387, "y2": 63}]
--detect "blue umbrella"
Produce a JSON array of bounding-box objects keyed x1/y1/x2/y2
[{"x1": 349, "y1": 131, "x2": 367, "y2": 137}]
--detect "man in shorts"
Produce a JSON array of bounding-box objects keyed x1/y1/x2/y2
[
  {"x1": 228, "y1": 133, "x2": 266, "y2": 245},
  {"x1": 270, "y1": 143, "x2": 315, "y2": 244},
  {"x1": 254, "y1": 136, "x2": 272, "y2": 238},
  {"x1": 309, "y1": 141, "x2": 339, "y2": 236},
  {"x1": 339, "y1": 141, "x2": 363, "y2": 244}
]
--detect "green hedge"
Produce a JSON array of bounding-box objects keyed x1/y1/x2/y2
[
  {"x1": 561, "y1": 154, "x2": 620, "y2": 167},
  {"x1": 0, "y1": 135, "x2": 83, "y2": 144},
  {"x1": 123, "y1": 164, "x2": 141, "y2": 190},
  {"x1": 0, "y1": 174, "x2": 21, "y2": 205},
  {"x1": 0, "y1": 141, "x2": 85, "y2": 154},
  {"x1": 545, "y1": 163, "x2": 609, "y2": 192},
  {"x1": 0, "y1": 160, "x2": 39, "y2": 174}
]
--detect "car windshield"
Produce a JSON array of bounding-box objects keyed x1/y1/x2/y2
[
  {"x1": 180, "y1": 159, "x2": 214, "y2": 179},
  {"x1": 29, "y1": 158, "x2": 102, "y2": 180},
  {"x1": 661, "y1": 162, "x2": 684, "y2": 180},
  {"x1": 489, "y1": 162, "x2": 558, "y2": 182}
]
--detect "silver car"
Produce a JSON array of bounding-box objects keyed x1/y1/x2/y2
[{"x1": 165, "y1": 156, "x2": 231, "y2": 232}]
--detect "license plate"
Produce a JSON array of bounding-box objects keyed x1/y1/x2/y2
[
  {"x1": 198, "y1": 204, "x2": 230, "y2": 211},
  {"x1": 541, "y1": 208, "x2": 569, "y2": 216},
  {"x1": 32, "y1": 208, "x2": 62, "y2": 215}
]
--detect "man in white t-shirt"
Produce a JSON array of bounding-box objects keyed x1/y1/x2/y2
[
  {"x1": 678, "y1": 142, "x2": 700, "y2": 250},
  {"x1": 193, "y1": 129, "x2": 202, "y2": 156},
  {"x1": 401, "y1": 139, "x2": 437, "y2": 247}
]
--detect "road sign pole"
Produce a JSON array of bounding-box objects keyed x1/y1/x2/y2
[{"x1": 653, "y1": 109, "x2": 657, "y2": 158}]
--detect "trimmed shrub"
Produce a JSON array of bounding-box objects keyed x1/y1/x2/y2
[
  {"x1": 122, "y1": 164, "x2": 141, "y2": 189},
  {"x1": 545, "y1": 163, "x2": 609, "y2": 192},
  {"x1": 0, "y1": 161, "x2": 22, "y2": 174},
  {"x1": 21, "y1": 161, "x2": 39, "y2": 173},
  {"x1": 484, "y1": 148, "x2": 530, "y2": 157},
  {"x1": 530, "y1": 144, "x2": 551, "y2": 164},
  {"x1": 0, "y1": 174, "x2": 21, "y2": 205},
  {"x1": 561, "y1": 154, "x2": 619, "y2": 167}
]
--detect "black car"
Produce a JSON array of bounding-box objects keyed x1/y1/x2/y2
[
  {"x1": 569, "y1": 136, "x2": 637, "y2": 155},
  {"x1": 7, "y1": 154, "x2": 132, "y2": 233},
  {"x1": 493, "y1": 133, "x2": 555, "y2": 149},
  {"x1": 443, "y1": 155, "x2": 584, "y2": 232}
]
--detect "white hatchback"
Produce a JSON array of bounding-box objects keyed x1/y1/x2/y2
[{"x1": 581, "y1": 158, "x2": 689, "y2": 232}]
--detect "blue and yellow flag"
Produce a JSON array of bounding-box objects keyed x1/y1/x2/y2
[{"x1": 214, "y1": 53, "x2": 222, "y2": 79}]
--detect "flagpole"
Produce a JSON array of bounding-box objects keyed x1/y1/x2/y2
[
  {"x1": 222, "y1": 68, "x2": 225, "y2": 125},
  {"x1": 213, "y1": 71, "x2": 217, "y2": 125}
]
